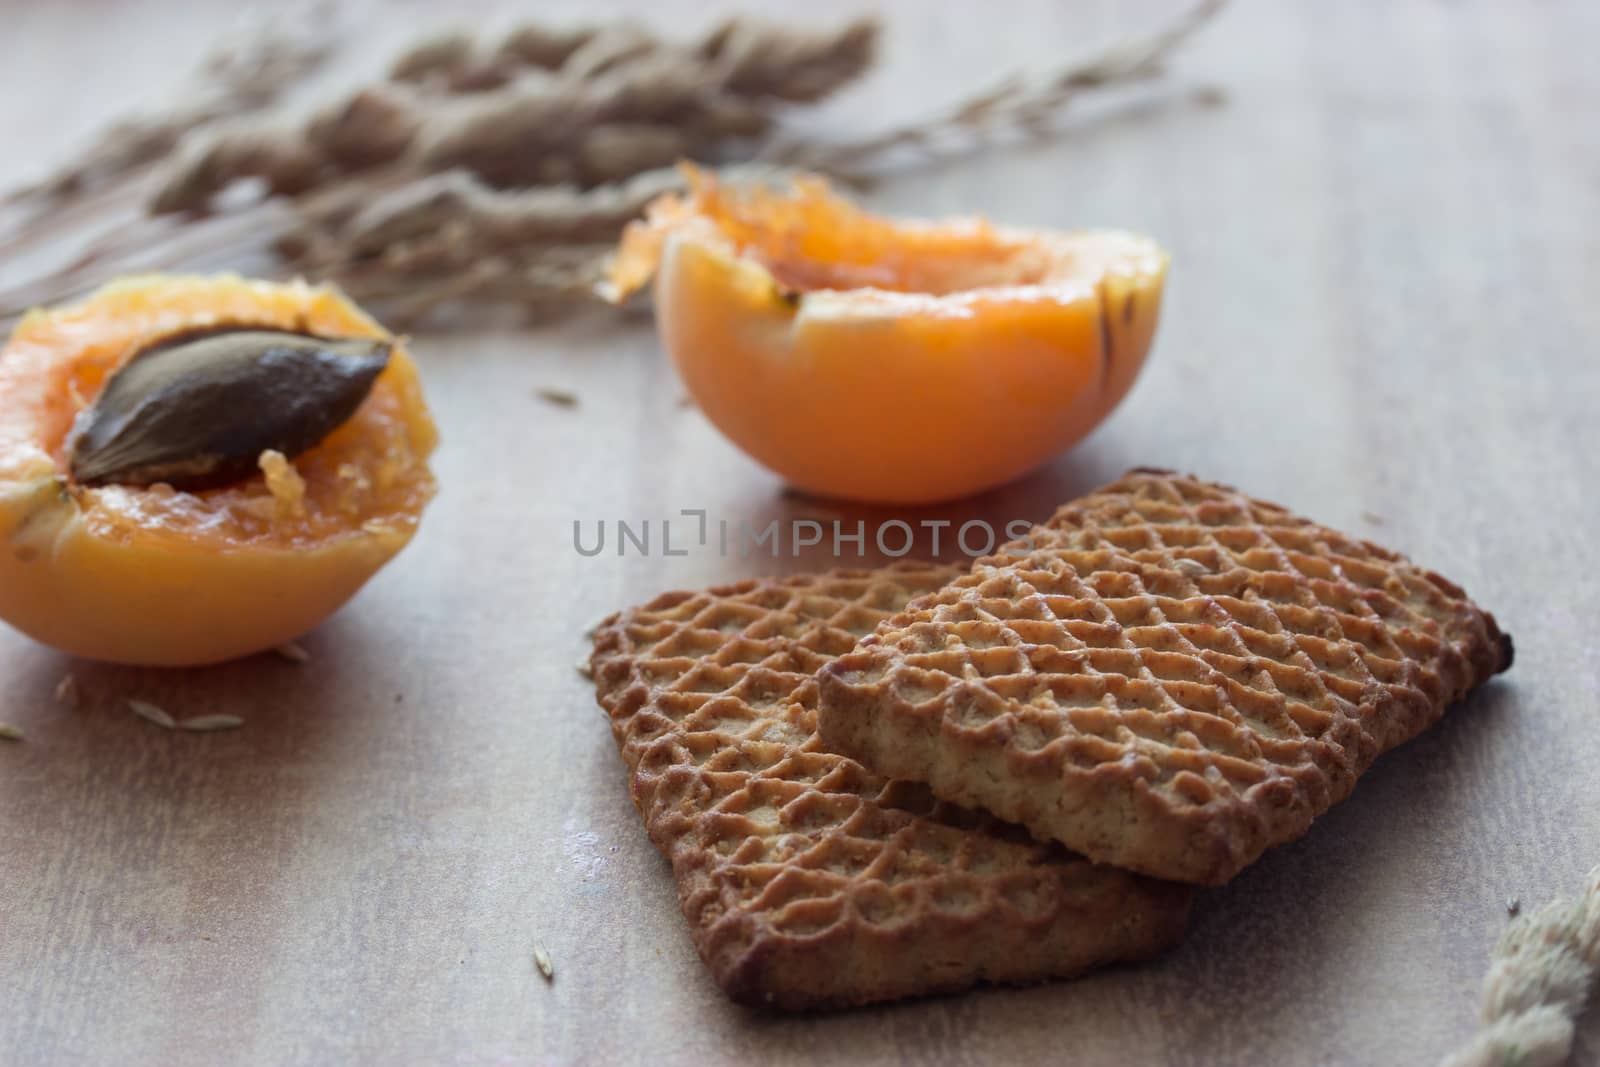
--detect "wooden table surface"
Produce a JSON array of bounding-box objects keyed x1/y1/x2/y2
[{"x1": 3, "y1": 1, "x2": 1597, "y2": 1064}]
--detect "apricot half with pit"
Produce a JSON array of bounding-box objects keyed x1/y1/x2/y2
[
  {"x1": 0, "y1": 275, "x2": 439, "y2": 666},
  {"x1": 605, "y1": 167, "x2": 1168, "y2": 504}
]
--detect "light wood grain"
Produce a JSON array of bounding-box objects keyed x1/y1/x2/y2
[{"x1": 2, "y1": 1, "x2": 1597, "y2": 1064}]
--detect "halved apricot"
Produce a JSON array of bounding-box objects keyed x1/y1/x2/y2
[
  {"x1": 0, "y1": 275, "x2": 439, "y2": 666},
  {"x1": 606, "y1": 167, "x2": 1168, "y2": 504}
]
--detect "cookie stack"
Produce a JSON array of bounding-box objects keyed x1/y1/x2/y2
[{"x1": 589, "y1": 470, "x2": 1512, "y2": 1008}]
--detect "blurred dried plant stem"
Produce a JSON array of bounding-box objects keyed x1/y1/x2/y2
[{"x1": 0, "y1": 1, "x2": 1224, "y2": 330}]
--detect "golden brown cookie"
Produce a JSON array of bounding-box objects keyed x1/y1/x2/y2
[
  {"x1": 591, "y1": 563, "x2": 1192, "y2": 1009},
  {"x1": 818, "y1": 471, "x2": 1513, "y2": 886}
]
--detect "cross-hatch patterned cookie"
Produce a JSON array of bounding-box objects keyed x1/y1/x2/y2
[
  {"x1": 817, "y1": 471, "x2": 1513, "y2": 886},
  {"x1": 590, "y1": 563, "x2": 1192, "y2": 1010}
]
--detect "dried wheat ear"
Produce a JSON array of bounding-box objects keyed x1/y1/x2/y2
[{"x1": 0, "y1": 4, "x2": 1224, "y2": 328}]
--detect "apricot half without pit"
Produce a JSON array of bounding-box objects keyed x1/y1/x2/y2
[{"x1": 605, "y1": 167, "x2": 1168, "y2": 505}]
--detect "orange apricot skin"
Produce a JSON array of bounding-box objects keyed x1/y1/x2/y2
[
  {"x1": 0, "y1": 487, "x2": 414, "y2": 665},
  {"x1": 654, "y1": 235, "x2": 1168, "y2": 504},
  {"x1": 0, "y1": 276, "x2": 437, "y2": 666}
]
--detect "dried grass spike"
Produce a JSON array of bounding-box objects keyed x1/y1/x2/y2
[
  {"x1": 153, "y1": 121, "x2": 322, "y2": 214},
  {"x1": 390, "y1": 31, "x2": 476, "y2": 84},
  {"x1": 0, "y1": 9, "x2": 1225, "y2": 329},
  {"x1": 575, "y1": 125, "x2": 688, "y2": 185},
  {"x1": 705, "y1": 17, "x2": 879, "y2": 103},
  {"x1": 496, "y1": 24, "x2": 598, "y2": 71},
  {"x1": 306, "y1": 86, "x2": 422, "y2": 170},
  {"x1": 414, "y1": 90, "x2": 583, "y2": 189},
  {"x1": 560, "y1": 24, "x2": 660, "y2": 81}
]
